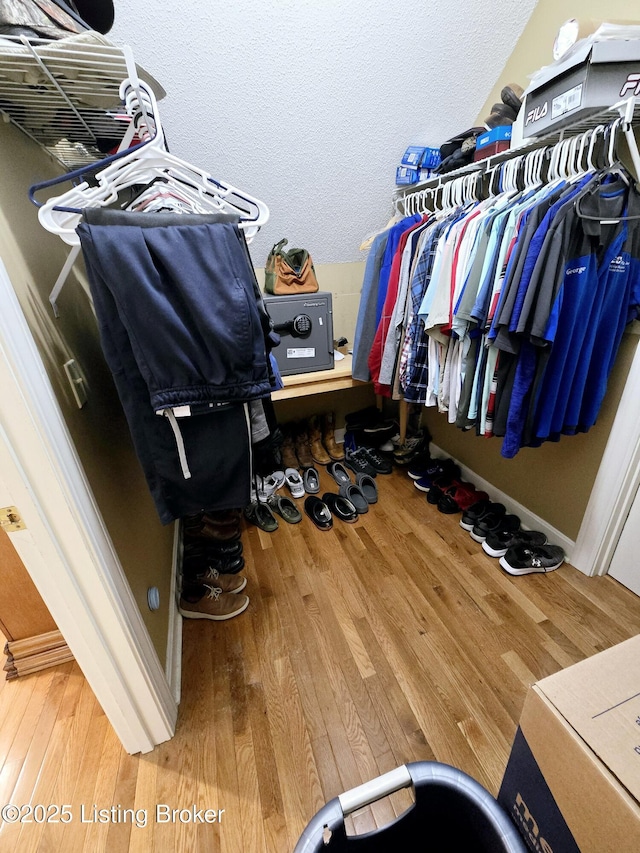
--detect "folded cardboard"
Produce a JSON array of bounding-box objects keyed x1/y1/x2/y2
[
  {"x1": 522, "y1": 28, "x2": 640, "y2": 138},
  {"x1": 499, "y1": 634, "x2": 640, "y2": 853}
]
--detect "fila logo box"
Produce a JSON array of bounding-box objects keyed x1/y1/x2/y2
[
  {"x1": 522, "y1": 34, "x2": 640, "y2": 139},
  {"x1": 498, "y1": 635, "x2": 640, "y2": 852}
]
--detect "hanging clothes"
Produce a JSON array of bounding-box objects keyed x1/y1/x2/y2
[
  {"x1": 353, "y1": 158, "x2": 640, "y2": 458},
  {"x1": 78, "y1": 209, "x2": 277, "y2": 523}
]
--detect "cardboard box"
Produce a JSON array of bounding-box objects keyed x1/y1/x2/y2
[
  {"x1": 498, "y1": 635, "x2": 640, "y2": 853},
  {"x1": 264, "y1": 292, "x2": 334, "y2": 376},
  {"x1": 522, "y1": 31, "x2": 640, "y2": 139}
]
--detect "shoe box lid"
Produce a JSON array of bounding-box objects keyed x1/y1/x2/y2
[
  {"x1": 521, "y1": 26, "x2": 640, "y2": 139},
  {"x1": 264, "y1": 291, "x2": 334, "y2": 376}
]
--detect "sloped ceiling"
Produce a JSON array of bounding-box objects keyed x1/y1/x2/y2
[{"x1": 109, "y1": 0, "x2": 538, "y2": 265}]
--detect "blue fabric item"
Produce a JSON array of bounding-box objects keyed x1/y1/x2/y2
[
  {"x1": 269, "y1": 353, "x2": 284, "y2": 390},
  {"x1": 375, "y1": 214, "x2": 422, "y2": 326},
  {"x1": 351, "y1": 230, "x2": 389, "y2": 382},
  {"x1": 510, "y1": 176, "x2": 593, "y2": 334}
]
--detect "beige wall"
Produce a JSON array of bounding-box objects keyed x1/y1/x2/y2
[
  {"x1": 0, "y1": 121, "x2": 173, "y2": 664},
  {"x1": 478, "y1": 2, "x2": 640, "y2": 122}
]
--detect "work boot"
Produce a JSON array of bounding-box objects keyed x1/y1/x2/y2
[
  {"x1": 308, "y1": 415, "x2": 331, "y2": 465},
  {"x1": 280, "y1": 425, "x2": 299, "y2": 470},
  {"x1": 323, "y1": 412, "x2": 344, "y2": 460},
  {"x1": 293, "y1": 422, "x2": 315, "y2": 469}
]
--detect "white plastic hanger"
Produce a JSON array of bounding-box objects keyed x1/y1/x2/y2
[{"x1": 34, "y1": 79, "x2": 269, "y2": 246}]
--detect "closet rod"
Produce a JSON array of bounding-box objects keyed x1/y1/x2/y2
[{"x1": 395, "y1": 96, "x2": 640, "y2": 207}]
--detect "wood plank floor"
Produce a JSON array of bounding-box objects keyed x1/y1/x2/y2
[{"x1": 1, "y1": 466, "x2": 639, "y2": 851}]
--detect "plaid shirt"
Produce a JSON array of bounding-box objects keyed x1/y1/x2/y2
[{"x1": 400, "y1": 218, "x2": 450, "y2": 403}]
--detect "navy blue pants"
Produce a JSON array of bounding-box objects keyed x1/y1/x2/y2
[{"x1": 78, "y1": 211, "x2": 272, "y2": 523}]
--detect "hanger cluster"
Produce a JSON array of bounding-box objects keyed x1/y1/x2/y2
[{"x1": 29, "y1": 76, "x2": 269, "y2": 247}]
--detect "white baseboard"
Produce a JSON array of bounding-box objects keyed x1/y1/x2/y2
[
  {"x1": 165, "y1": 520, "x2": 182, "y2": 705},
  {"x1": 430, "y1": 443, "x2": 576, "y2": 564}
]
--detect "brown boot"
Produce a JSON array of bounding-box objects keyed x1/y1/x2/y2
[
  {"x1": 294, "y1": 422, "x2": 314, "y2": 469},
  {"x1": 322, "y1": 412, "x2": 344, "y2": 460},
  {"x1": 280, "y1": 426, "x2": 299, "y2": 470},
  {"x1": 308, "y1": 415, "x2": 331, "y2": 465}
]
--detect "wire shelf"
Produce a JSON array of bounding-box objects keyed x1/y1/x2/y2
[
  {"x1": 0, "y1": 32, "x2": 165, "y2": 170},
  {"x1": 395, "y1": 98, "x2": 640, "y2": 202}
]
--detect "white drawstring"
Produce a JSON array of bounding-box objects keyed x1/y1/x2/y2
[{"x1": 161, "y1": 408, "x2": 192, "y2": 479}]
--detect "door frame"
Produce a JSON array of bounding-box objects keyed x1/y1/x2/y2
[
  {"x1": 572, "y1": 329, "x2": 640, "y2": 577},
  {"x1": 0, "y1": 259, "x2": 177, "y2": 754}
]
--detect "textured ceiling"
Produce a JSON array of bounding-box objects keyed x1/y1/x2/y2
[{"x1": 108, "y1": 1, "x2": 538, "y2": 265}]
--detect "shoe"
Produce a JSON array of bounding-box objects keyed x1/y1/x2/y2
[
  {"x1": 392, "y1": 431, "x2": 428, "y2": 465},
  {"x1": 413, "y1": 458, "x2": 460, "y2": 492},
  {"x1": 426, "y1": 474, "x2": 462, "y2": 505},
  {"x1": 284, "y1": 467, "x2": 305, "y2": 498},
  {"x1": 501, "y1": 83, "x2": 524, "y2": 113},
  {"x1": 303, "y1": 466, "x2": 321, "y2": 494},
  {"x1": 483, "y1": 529, "x2": 548, "y2": 559},
  {"x1": 359, "y1": 446, "x2": 393, "y2": 474},
  {"x1": 308, "y1": 415, "x2": 332, "y2": 466},
  {"x1": 470, "y1": 512, "x2": 520, "y2": 544},
  {"x1": 327, "y1": 461, "x2": 352, "y2": 487},
  {"x1": 293, "y1": 422, "x2": 315, "y2": 469},
  {"x1": 183, "y1": 552, "x2": 246, "y2": 576},
  {"x1": 243, "y1": 501, "x2": 278, "y2": 532},
  {"x1": 499, "y1": 544, "x2": 565, "y2": 576},
  {"x1": 280, "y1": 426, "x2": 299, "y2": 470},
  {"x1": 304, "y1": 496, "x2": 333, "y2": 530},
  {"x1": 339, "y1": 482, "x2": 369, "y2": 514},
  {"x1": 256, "y1": 470, "x2": 285, "y2": 501},
  {"x1": 344, "y1": 406, "x2": 385, "y2": 432},
  {"x1": 183, "y1": 519, "x2": 242, "y2": 543},
  {"x1": 438, "y1": 485, "x2": 490, "y2": 514},
  {"x1": 183, "y1": 539, "x2": 243, "y2": 559},
  {"x1": 459, "y1": 500, "x2": 503, "y2": 532},
  {"x1": 407, "y1": 451, "x2": 435, "y2": 480},
  {"x1": 267, "y1": 493, "x2": 302, "y2": 524},
  {"x1": 322, "y1": 492, "x2": 358, "y2": 523},
  {"x1": 183, "y1": 566, "x2": 247, "y2": 594},
  {"x1": 201, "y1": 508, "x2": 243, "y2": 525},
  {"x1": 344, "y1": 447, "x2": 378, "y2": 477},
  {"x1": 355, "y1": 472, "x2": 378, "y2": 504},
  {"x1": 179, "y1": 583, "x2": 249, "y2": 620},
  {"x1": 322, "y1": 412, "x2": 344, "y2": 460}
]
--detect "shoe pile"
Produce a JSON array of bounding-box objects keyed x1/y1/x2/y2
[
  {"x1": 180, "y1": 510, "x2": 249, "y2": 620},
  {"x1": 458, "y1": 498, "x2": 565, "y2": 575},
  {"x1": 409, "y1": 454, "x2": 566, "y2": 576},
  {"x1": 279, "y1": 413, "x2": 345, "y2": 470}
]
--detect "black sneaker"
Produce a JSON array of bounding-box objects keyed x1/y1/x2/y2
[
  {"x1": 499, "y1": 543, "x2": 565, "y2": 575},
  {"x1": 460, "y1": 500, "x2": 504, "y2": 532},
  {"x1": 183, "y1": 552, "x2": 246, "y2": 576},
  {"x1": 406, "y1": 451, "x2": 434, "y2": 480},
  {"x1": 344, "y1": 447, "x2": 377, "y2": 477},
  {"x1": 183, "y1": 539, "x2": 243, "y2": 559},
  {"x1": 360, "y1": 446, "x2": 393, "y2": 474},
  {"x1": 470, "y1": 511, "x2": 520, "y2": 543},
  {"x1": 483, "y1": 529, "x2": 547, "y2": 559}
]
